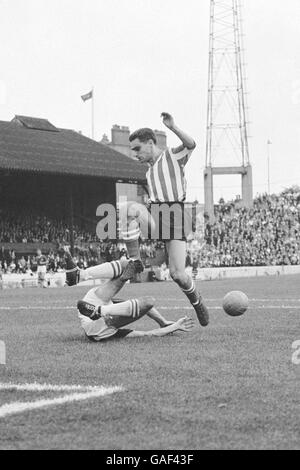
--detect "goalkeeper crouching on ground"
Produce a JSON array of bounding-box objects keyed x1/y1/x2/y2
[{"x1": 63, "y1": 249, "x2": 194, "y2": 341}]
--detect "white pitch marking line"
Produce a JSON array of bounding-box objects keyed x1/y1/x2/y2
[
  {"x1": 155, "y1": 298, "x2": 300, "y2": 302},
  {"x1": 158, "y1": 306, "x2": 300, "y2": 310},
  {"x1": 0, "y1": 383, "x2": 107, "y2": 392},
  {"x1": 0, "y1": 384, "x2": 124, "y2": 419},
  {"x1": 0, "y1": 306, "x2": 75, "y2": 311},
  {"x1": 1, "y1": 299, "x2": 300, "y2": 311},
  {"x1": 251, "y1": 299, "x2": 300, "y2": 303},
  {"x1": 0, "y1": 305, "x2": 299, "y2": 311}
]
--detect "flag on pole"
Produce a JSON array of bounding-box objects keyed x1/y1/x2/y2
[{"x1": 81, "y1": 90, "x2": 93, "y2": 102}]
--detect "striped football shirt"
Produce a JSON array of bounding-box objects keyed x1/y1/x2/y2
[{"x1": 146, "y1": 146, "x2": 194, "y2": 203}]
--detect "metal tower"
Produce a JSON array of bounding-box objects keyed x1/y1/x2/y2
[{"x1": 204, "y1": 0, "x2": 253, "y2": 219}]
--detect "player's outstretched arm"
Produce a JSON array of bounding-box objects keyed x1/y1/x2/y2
[
  {"x1": 146, "y1": 307, "x2": 175, "y2": 328},
  {"x1": 161, "y1": 112, "x2": 196, "y2": 150},
  {"x1": 125, "y1": 316, "x2": 195, "y2": 338}
]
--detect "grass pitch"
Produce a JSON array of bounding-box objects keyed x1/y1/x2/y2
[{"x1": 0, "y1": 275, "x2": 299, "y2": 450}]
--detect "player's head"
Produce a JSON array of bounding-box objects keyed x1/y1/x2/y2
[
  {"x1": 129, "y1": 128, "x2": 157, "y2": 163},
  {"x1": 36, "y1": 249, "x2": 42, "y2": 256}
]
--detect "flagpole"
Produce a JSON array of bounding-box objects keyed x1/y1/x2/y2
[
  {"x1": 91, "y1": 87, "x2": 94, "y2": 139},
  {"x1": 81, "y1": 89, "x2": 94, "y2": 138}
]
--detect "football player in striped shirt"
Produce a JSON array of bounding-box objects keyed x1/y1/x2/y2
[
  {"x1": 76, "y1": 257, "x2": 195, "y2": 341},
  {"x1": 123, "y1": 112, "x2": 209, "y2": 327}
]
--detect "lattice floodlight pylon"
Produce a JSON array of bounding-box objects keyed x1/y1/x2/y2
[
  {"x1": 206, "y1": 0, "x2": 250, "y2": 168},
  {"x1": 204, "y1": 0, "x2": 253, "y2": 218}
]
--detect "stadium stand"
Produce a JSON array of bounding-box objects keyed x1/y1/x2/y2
[
  {"x1": 192, "y1": 187, "x2": 300, "y2": 268},
  {"x1": 2, "y1": 187, "x2": 300, "y2": 275},
  {"x1": 1, "y1": 115, "x2": 299, "y2": 276},
  {"x1": 0, "y1": 115, "x2": 148, "y2": 274}
]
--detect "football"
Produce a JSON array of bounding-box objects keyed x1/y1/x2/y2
[{"x1": 223, "y1": 291, "x2": 249, "y2": 317}]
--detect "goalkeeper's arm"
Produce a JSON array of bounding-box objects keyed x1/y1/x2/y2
[{"x1": 124, "y1": 316, "x2": 194, "y2": 338}]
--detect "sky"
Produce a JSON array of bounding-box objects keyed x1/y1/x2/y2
[{"x1": 0, "y1": 0, "x2": 300, "y2": 203}]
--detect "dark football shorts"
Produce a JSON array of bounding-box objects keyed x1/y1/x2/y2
[
  {"x1": 147, "y1": 202, "x2": 195, "y2": 242},
  {"x1": 87, "y1": 329, "x2": 133, "y2": 342}
]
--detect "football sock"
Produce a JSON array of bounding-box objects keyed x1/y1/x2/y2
[
  {"x1": 182, "y1": 280, "x2": 201, "y2": 307},
  {"x1": 124, "y1": 239, "x2": 140, "y2": 259},
  {"x1": 80, "y1": 261, "x2": 122, "y2": 281},
  {"x1": 121, "y1": 219, "x2": 141, "y2": 259},
  {"x1": 101, "y1": 299, "x2": 140, "y2": 319}
]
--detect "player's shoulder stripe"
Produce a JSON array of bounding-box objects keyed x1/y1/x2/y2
[
  {"x1": 149, "y1": 165, "x2": 158, "y2": 201},
  {"x1": 153, "y1": 158, "x2": 165, "y2": 201},
  {"x1": 165, "y1": 149, "x2": 179, "y2": 201},
  {"x1": 161, "y1": 152, "x2": 176, "y2": 201},
  {"x1": 170, "y1": 145, "x2": 194, "y2": 163},
  {"x1": 157, "y1": 154, "x2": 169, "y2": 202}
]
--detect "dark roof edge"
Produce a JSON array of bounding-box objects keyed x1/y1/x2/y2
[{"x1": 0, "y1": 165, "x2": 146, "y2": 184}]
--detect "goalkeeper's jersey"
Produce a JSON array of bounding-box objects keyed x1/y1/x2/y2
[
  {"x1": 146, "y1": 146, "x2": 194, "y2": 203},
  {"x1": 78, "y1": 287, "x2": 118, "y2": 341}
]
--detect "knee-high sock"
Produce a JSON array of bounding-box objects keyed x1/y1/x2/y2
[
  {"x1": 181, "y1": 279, "x2": 201, "y2": 307},
  {"x1": 80, "y1": 260, "x2": 122, "y2": 281},
  {"x1": 101, "y1": 299, "x2": 140, "y2": 319},
  {"x1": 121, "y1": 219, "x2": 141, "y2": 259}
]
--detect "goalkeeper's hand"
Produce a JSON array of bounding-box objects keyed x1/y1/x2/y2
[{"x1": 173, "y1": 316, "x2": 195, "y2": 332}]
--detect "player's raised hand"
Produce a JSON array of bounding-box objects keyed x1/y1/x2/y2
[
  {"x1": 161, "y1": 112, "x2": 175, "y2": 130},
  {"x1": 174, "y1": 316, "x2": 195, "y2": 332}
]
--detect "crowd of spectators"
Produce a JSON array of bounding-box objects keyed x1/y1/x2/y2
[
  {"x1": 0, "y1": 210, "x2": 98, "y2": 244},
  {"x1": 0, "y1": 249, "x2": 65, "y2": 275},
  {"x1": 0, "y1": 240, "x2": 163, "y2": 275},
  {"x1": 0, "y1": 209, "x2": 124, "y2": 275},
  {"x1": 2, "y1": 187, "x2": 300, "y2": 274},
  {"x1": 187, "y1": 187, "x2": 300, "y2": 268},
  {"x1": 0, "y1": 243, "x2": 125, "y2": 275},
  {"x1": 0, "y1": 204, "x2": 165, "y2": 276}
]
